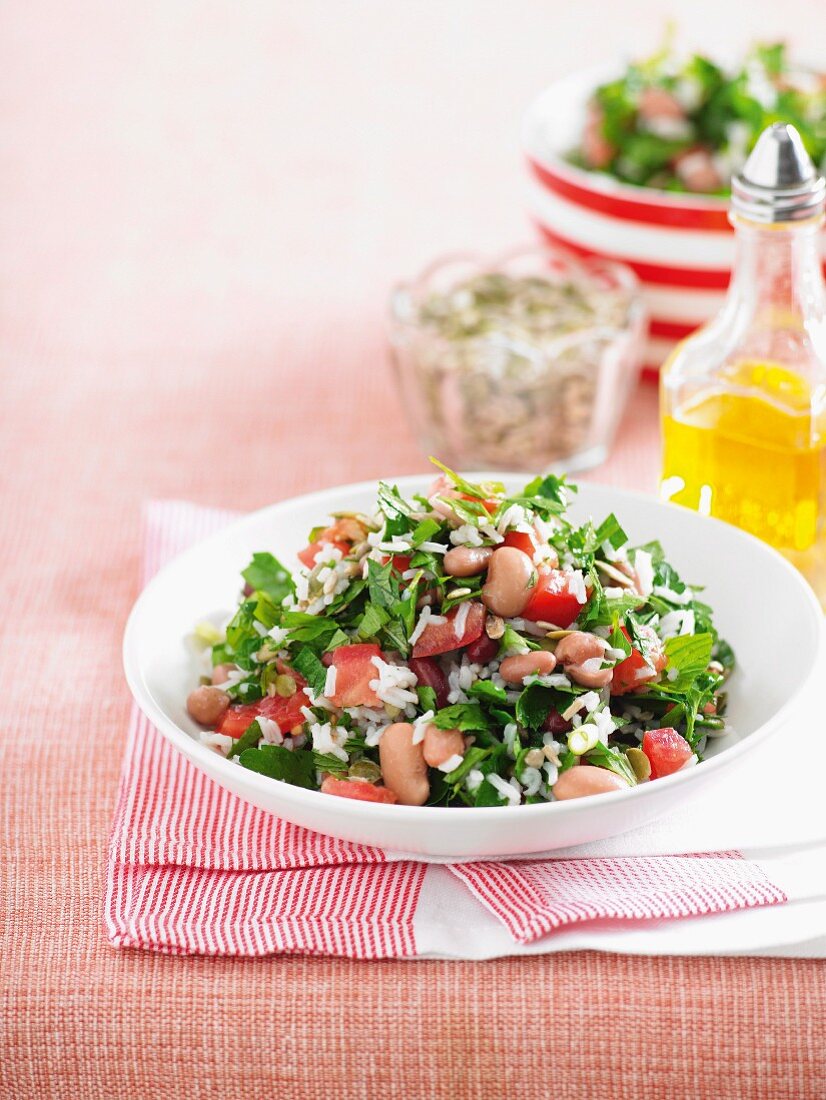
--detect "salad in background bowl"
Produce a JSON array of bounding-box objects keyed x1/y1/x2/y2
[
  {"x1": 523, "y1": 42, "x2": 826, "y2": 374},
  {"x1": 571, "y1": 41, "x2": 825, "y2": 194}
]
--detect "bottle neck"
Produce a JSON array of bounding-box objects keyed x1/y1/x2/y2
[{"x1": 726, "y1": 216, "x2": 826, "y2": 321}]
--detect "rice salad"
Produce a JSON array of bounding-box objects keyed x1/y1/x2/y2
[{"x1": 185, "y1": 462, "x2": 734, "y2": 807}]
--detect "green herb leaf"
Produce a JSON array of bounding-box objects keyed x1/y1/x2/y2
[
  {"x1": 323, "y1": 628, "x2": 351, "y2": 653},
  {"x1": 411, "y1": 518, "x2": 442, "y2": 547},
  {"x1": 583, "y1": 742, "x2": 637, "y2": 786},
  {"x1": 237, "y1": 745, "x2": 316, "y2": 788},
  {"x1": 608, "y1": 618, "x2": 633, "y2": 659},
  {"x1": 381, "y1": 618, "x2": 410, "y2": 656},
  {"x1": 290, "y1": 646, "x2": 328, "y2": 697},
  {"x1": 443, "y1": 745, "x2": 494, "y2": 787},
  {"x1": 311, "y1": 751, "x2": 349, "y2": 775},
  {"x1": 498, "y1": 625, "x2": 532, "y2": 656},
  {"x1": 515, "y1": 684, "x2": 555, "y2": 730},
  {"x1": 439, "y1": 494, "x2": 488, "y2": 523},
  {"x1": 377, "y1": 481, "x2": 417, "y2": 520},
  {"x1": 417, "y1": 685, "x2": 438, "y2": 713},
  {"x1": 521, "y1": 473, "x2": 571, "y2": 507},
  {"x1": 253, "y1": 592, "x2": 282, "y2": 630},
  {"x1": 433, "y1": 703, "x2": 490, "y2": 732},
  {"x1": 594, "y1": 512, "x2": 628, "y2": 551},
  {"x1": 474, "y1": 777, "x2": 510, "y2": 807},
  {"x1": 358, "y1": 602, "x2": 390, "y2": 640},
  {"x1": 282, "y1": 612, "x2": 342, "y2": 645},
  {"x1": 428, "y1": 457, "x2": 503, "y2": 501},
  {"x1": 468, "y1": 680, "x2": 508, "y2": 705},
  {"x1": 366, "y1": 558, "x2": 399, "y2": 612},
  {"x1": 242, "y1": 552, "x2": 295, "y2": 604},
  {"x1": 226, "y1": 719, "x2": 264, "y2": 759},
  {"x1": 663, "y1": 632, "x2": 714, "y2": 690}
]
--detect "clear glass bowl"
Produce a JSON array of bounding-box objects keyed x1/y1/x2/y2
[{"x1": 388, "y1": 246, "x2": 646, "y2": 472}]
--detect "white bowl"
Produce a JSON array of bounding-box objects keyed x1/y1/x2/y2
[{"x1": 123, "y1": 477, "x2": 823, "y2": 858}]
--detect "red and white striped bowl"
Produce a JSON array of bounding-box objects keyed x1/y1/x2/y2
[{"x1": 523, "y1": 67, "x2": 825, "y2": 376}]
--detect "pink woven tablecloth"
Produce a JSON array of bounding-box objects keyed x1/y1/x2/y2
[{"x1": 3, "y1": 2, "x2": 826, "y2": 1097}]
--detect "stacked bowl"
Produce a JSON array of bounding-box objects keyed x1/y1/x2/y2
[{"x1": 523, "y1": 66, "x2": 825, "y2": 376}]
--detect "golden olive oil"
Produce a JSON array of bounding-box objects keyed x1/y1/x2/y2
[{"x1": 661, "y1": 361, "x2": 826, "y2": 600}]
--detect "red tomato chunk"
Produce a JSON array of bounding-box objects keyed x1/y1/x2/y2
[
  {"x1": 321, "y1": 777, "x2": 398, "y2": 803},
  {"x1": 502, "y1": 531, "x2": 536, "y2": 557},
  {"x1": 297, "y1": 538, "x2": 350, "y2": 569},
  {"x1": 612, "y1": 625, "x2": 666, "y2": 695},
  {"x1": 522, "y1": 569, "x2": 584, "y2": 627},
  {"x1": 216, "y1": 683, "x2": 308, "y2": 738},
  {"x1": 329, "y1": 643, "x2": 383, "y2": 708},
  {"x1": 642, "y1": 727, "x2": 694, "y2": 779},
  {"x1": 411, "y1": 602, "x2": 485, "y2": 658}
]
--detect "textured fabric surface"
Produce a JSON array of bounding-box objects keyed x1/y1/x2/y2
[
  {"x1": 3, "y1": 2, "x2": 826, "y2": 1096},
  {"x1": 450, "y1": 855, "x2": 787, "y2": 943},
  {"x1": 107, "y1": 499, "x2": 788, "y2": 959}
]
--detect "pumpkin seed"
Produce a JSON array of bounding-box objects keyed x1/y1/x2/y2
[
  {"x1": 349, "y1": 760, "x2": 382, "y2": 783},
  {"x1": 627, "y1": 747, "x2": 651, "y2": 782},
  {"x1": 274, "y1": 674, "x2": 297, "y2": 698}
]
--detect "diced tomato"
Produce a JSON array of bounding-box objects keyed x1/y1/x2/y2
[
  {"x1": 321, "y1": 777, "x2": 398, "y2": 804},
  {"x1": 380, "y1": 553, "x2": 412, "y2": 574},
  {"x1": 473, "y1": 496, "x2": 499, "y2": 516},
  {"x1": 411, "y1": 601, "x2": 485, "y2": 658},
  {"x1": 329, "y1": 643, "x2": 383, "y2": 708},
  {"x1": 503, "y1": 531, "x2": 536, "y2": 557},
  {"x1": 297, "y1": 538, "x2": 350, "y2": 569},
  {"x1": 407, "y1": 656, "x2": 450, "y2": 708},
  {"x1": 216, "y1": 682, "x2": 308, "y2": 739},
  {"x1": 642, "y1": 727, "x2": 693, "y2": 779},
  {"x1": 522, "y1": 569, "x2": 585, "y2": 628},
  {"x1": 543, "y1": 707, "x2": 572, "y2": 736},
  {"x1": 582, "y1": 104, "x2": 615, "y2": 169},
  {"x1": 464, "y1": 633, "x2": 498, "y2": 664},
  {"x1": 503, "y1": 530, "x2": 557, "y2": 567},
  {"x1": 611, "y1": 625, "x2": 666, "y2": 696}
]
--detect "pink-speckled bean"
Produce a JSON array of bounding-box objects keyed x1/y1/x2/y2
[{"x1": 552, "y1": 765, "x2": 629, "y2": 800}]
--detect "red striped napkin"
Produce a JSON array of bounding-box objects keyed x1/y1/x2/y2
[{"x1": 105, "y1": 502, "x2": 786, "y2": 958}]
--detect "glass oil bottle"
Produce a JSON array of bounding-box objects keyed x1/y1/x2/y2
[{"x1": 661, "y1": 123, "x2": 826, "y2": 605}]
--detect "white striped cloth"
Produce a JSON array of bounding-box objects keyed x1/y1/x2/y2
[{"x1": 104, "y1": 501, "x2": 787, "y2": 958}]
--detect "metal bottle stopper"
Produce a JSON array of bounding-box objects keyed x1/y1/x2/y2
[{"x1": 731, "y1": 122, "x2": 826, "y2": 223}]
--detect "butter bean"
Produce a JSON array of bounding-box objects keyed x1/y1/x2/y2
[
  {"x1": 422, "y1": 724, "x2": 465, "y2": 769},
  {"x1": 443, "y1": 545, "x2": 493, "y2": 577},
  {"x1": 498, "y1": 651, "x2": 557, "y2": 685},
  {"x1": 186, "y1": 686, "x2": 230, "y2": 726},
  {"x1": 552, "y1": 765, "x2": 629, "y2": 800},
  {"x1": 481, "y1": 547, "x2": 536, "y2": 618},
  {"x1": 379, "y1": 722, "x2": 430, "y2": 806},
  {"x1": 554, "y1": 631, "x2": 613, "y2": 688}
]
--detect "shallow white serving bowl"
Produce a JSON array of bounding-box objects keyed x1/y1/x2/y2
[{"x1": 123, "y1": 477, "x2": 823, "y2": 858}]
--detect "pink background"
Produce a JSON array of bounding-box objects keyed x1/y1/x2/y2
[{"x1": 3, "y1": 3, "x2": 825, "y2": 1097}]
